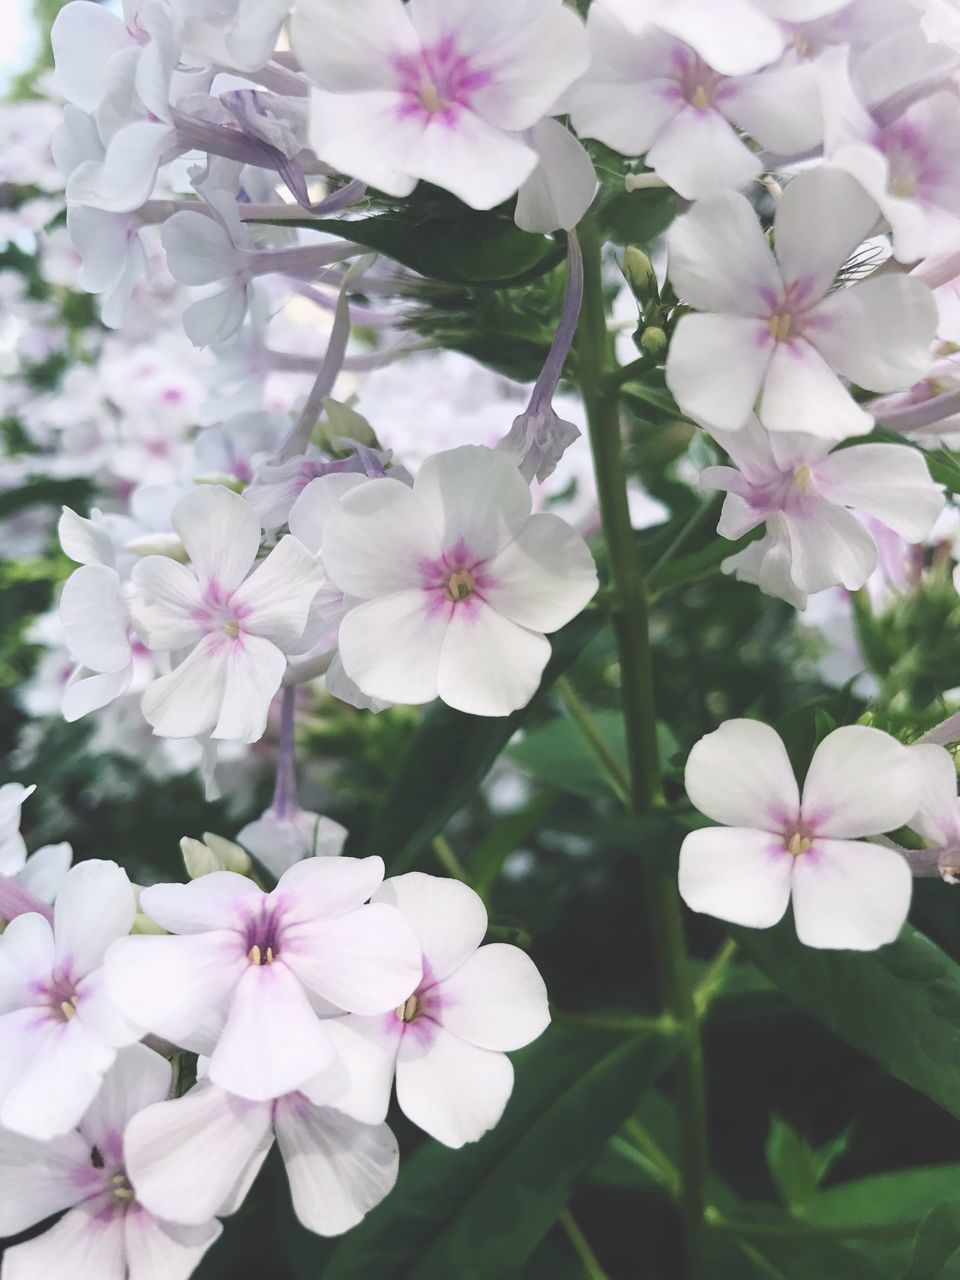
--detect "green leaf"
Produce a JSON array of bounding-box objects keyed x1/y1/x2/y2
[
  {"x1": 809, "y1": 1167, "x2": 960, "y2": 1229},
  {"x1": 701, "y1": 1233, "x2": 892, "y2": 1280},
  {"x1": 730, "y1": 920, "x2": 960, "y2": 1123},
  {"x1": 319, "y1": 1026, "x2": 678, "y2": 1280},
  {"x1": 468, "y1": 794, "x2": 555, "y2": 898},
  {"x1": 903, "y1": 1202, "x2": 960, "y2": 1279},
  {"x1": 766, "y1": 1117, "x2": 825, "y2": 1214},
  {"x1": 256, "y1": 213, "x2": 562, "y2": 287},
  {"x1": 0, "y1": 475, "x2": 93, "y2": 521},
  {"x1": 647, "y1": 529, "x2": 761, "y2": 596},
  {"x1": 597, "y1": 186, "x2": 677, "y2": 248},
  {"x1": 364, "y1": 610, "x2": 605, "y2": 871}
]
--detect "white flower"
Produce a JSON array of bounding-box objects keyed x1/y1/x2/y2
[
  {"x1": 513, "y1": 119, "x2": 598, "y2": 234},
  {"x1": 569, "y1": 11, "x2": 823, "y2": 198},
  {"x1": 702, "y1": 418, "x2": 945, "y2": 606},
  {"x1": 0, "y1": 860, "x2": 141, "y2": 1138},
  {"x1": 908, "y1": 743, "x2": 960, "y2": 851},
  {"x1": 104, "y1": 856, "x2": 422, "y2": 1101},
  {"x1": 679, "y1": 720, "x2": 920, "y2": 950},
  {"x1": 665, "y1": 167, "x2": 938, "y2": 437},
  {"x1": 291, "y1": 0, "x2": 589, "y2": 210},
  {"x1": 124, "y1": 1079, "x2": 398, "y2": 1237},
  {"x1": 131, "y1": 485, "x2": 324, "y2": 743},
  {"x1": 322, "y1": 872, "x2": 550, "y2": 1148},
  {"x1": 0, "y1": 1044, "x2": 221, "y2": 1280},
  {"x1": 0, "y1": 783, "x2": 72, "y2": 905},
  {"x1": 318, "y1": 446, "x2": 598, "y2": 717},
  {"x1": 237, "y1": 807, "x2": 348, "y2": 880}
]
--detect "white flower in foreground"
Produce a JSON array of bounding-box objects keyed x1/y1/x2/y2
[
  {"x1": 569, "y1": 10, "x2": 823, "y2": 199},
  {"x1": 131, "y1": 485, "x2": 324, "y2": 743},
  {"x1": 104, "y1": 856, "x2": 421, "y2": 1102},
  {"x1": 665, "y1": 167, "x2": 937, "y2": 437},
  {"x1": 291, "y1": 0, "x2": 589, "y2": 209},
  {"x1": 321, "y1": 873, "x2": 550, "y2": 1148},
  {"x1": 702, "y1": 419, "x2": 945, "y2": 606},
  {"x1": 0, "y1": 782, "x2": 72, "y2": 904},
  {"x1": 595, "y1": 0, "x2": 847, "y2": 76},
  {"x1": 679, "y1": 721, "x2": 920, "y2": 949},
  {"x1": 908, "y1": 743, "x2": 960, "y2": 854},
  {"x1": 320, "y1": 446, "x2": 598, "y2": 717},
  {"x1": 0, "y1": 1045, "x2": 221, "y2": 1280},
  {"x1": 0, "y1": 860, "x2": 141, "y2": 1138}
]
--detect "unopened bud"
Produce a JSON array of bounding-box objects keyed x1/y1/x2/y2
[
  {"x1": 319, "y1": 398, "x2": 378, "y2": 450},
  {"x1": 639, "y1": 326, "x2": 668, "y2": 356},
  {"x1": 203, "y1": 832, "x2": 253, "y2": 874},
  {"x1": 622, "y1": 247, "x2": 657, "y2": 302},
  {"x1": 132, "y1": 912, "x2": 168, "y2": 935},
  {"x1": 181, "y1": 832, "x2": 252, "y2": 879}
]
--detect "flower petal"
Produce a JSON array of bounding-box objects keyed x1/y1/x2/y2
[
  {"x1": 482, "y1": 513, "x2": 598, "y2": 634},
  {"x1": 140, "y1": 634, "x2": 231, "y2": 740},
  {"x1": 54, "y1": 859, "x2": 136, "y2": 975},
  {"x1": 313, "y1": 1014, "x2": 400, "y2": 1125},
  {"x1": 274, "y1": 1096, "x2": 399, "y2": 1235},
  {"x1": 405, "y1": 110, "x2": 537, "y2": 211},
  {"x1": 60, "y1": 565, "x2": 130, "y2": 674},
  {"x1": 666, "y1": 313, "x2": 773, "y2": 432},
  {"x1": 337, "y1": 591, "x2": 447, "y2": 706},
  {"x1": 436, "y1": 600, "x2": 551, "y2": 717},
  {"x1": 415, "y1": 445, "x2": 534, "y2": 562},
  {"x1": 678, "y1": 827, "x2": 794, "y2": 928},
  {"x1": 791, "y1": 838, "x2": 912, "y2": 950},
  {"x1": 79, "y1": 1044, "x2": 172, "y2": 1154},
  {"x1": 814, "y1": 443, "x2": 944, "y2": 541},
  {"x1": 212, "y1": 634, "x2": 288, "y2": 744},
  {"x1": 274, "y1": 855, "x2": 385, "y2": 925},
  {"x1": 909, "y1": 744, "x2": 960, "y2": 848},
  {"x1": 230, "y1": 535, "x2": 325, "y2": 646},
  {"x1": 1, "y1": 1202, "x2": 127, "y2": 1280},
  {"x1": 782, "y1": 503, "x2": 878, "y2": 593},
  {"x1": 667, "y1": 190, "x2": 781, "y2": 315},
  {"x1": 396, "y1": 1027, "x2": 514, "y2": 1148},
  {"x1": 436, "y1": 943, "x2": 550, "y2": 1051},
  {"x1": 321, "y1": 478, "x2": 442, "y2": 598},
  {"x1": 288, "y1": 473, "x2": 368, "y2": 554},
  {"x1": 773, "y1": 166, "x2": 880, "y2": 297},
  {"x1": 0, "y1": 1126, "x2": 90, "y2": 1236},
  {"x1": 172, "y1": 485, "x2": 260, "y2": 596},
  {"x1": 647, "y1": 104, "x2": 761, "y2": 200},
  {"x1": 758, "y1": 339, "x2": 873, "y2": 439},
  {"x1": 801, "y1": 727, "x2": 923, "y2": 839},
  {"x1": 130, "y1": 556, "x2": 205, "y2": 653},
  {"x1": 0, "y1": 913, "x2": 55, "y2": 1013},
  {"x1": 140, "y1": 872, "x2": 262, "y2": 934},
  {"x1": 374, "y1": 872, "x2": 487, "y2": 984},
  {"x1": 0, "y1": 1016, "x2": 116, "y2": 1140},
  {"x1": 684, "y1": 718, "x2": 799, "y2": 830},
  {"x1": 123, "y1": 1209, "x2": 222, "y2": 1280}
]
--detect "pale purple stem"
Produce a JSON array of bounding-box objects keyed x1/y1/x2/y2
[
  {"x1": 275, "y1": 274, "x2": 354, "y2": 461},
  {"x1": 0, "y1": 873, "x2": 53, "y2": 924},
  {"x1": 873, "y1": 387, "x2": 960, "y2": 433},
  {"x1": 288, "y1": 279, "x2": 396, "y2": 328},
  {"x1": 526, "y1": 230, "x2": 584, "y2": 417},
  {"x1": 245, "y1": 241, "x2": 366, "y2": 279},
  {"x1": 271, "y1": 685, "x2": 298, "y2": 820},
  {"x1": 912, "y1": 250, "x2": 960, "y2": 289},
  {"x1": 918, "y1": 711, "x2": 960, "y2": 746},
  {"x1": 895, "y1": 842, "x2": 960, "y2": 881},
  {"x1": 214, "y1": 61, "x2": 309, "y2": 97}
]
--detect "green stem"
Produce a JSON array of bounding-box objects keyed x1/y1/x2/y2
[
  {"x1": 621, "y1": 1118, "x2": 683, "y2": 1201},
  {"x1": 559, "y1": 1210, "x2": 612, "y2": 1280},
  {"x1": 602, "y1": 353, "x2": 658, "y2": 391},
  {"x1": 431, "y1": 834, "x2": 468, "y2": 881},
  {"x1": 576, "y1": 214, "x2": 709, "y2": 1275},
  {"x1": 693, "y1": 939, "x2": 738, "y2": 1017},
  {"x1": 556, "y1": 675, "x2": 632, "y2": 805},
  {"x1": 555, "y1": 1010, "x2": 678, "y2": 1035},
  {"x1": 706, "y1": 1208, "x2": 919, "y2": 1243}
]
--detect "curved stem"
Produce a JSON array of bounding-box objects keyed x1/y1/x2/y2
[
  {"x1": 706, "y1": 1209, "x2": 919, "y2": 1243},
  {"x1": 576, "y1": 214, "x2": 709, "y2": 1276},
  {"x1": 559, "y1": 1210, "x2": 611, "y2": 1280},
  {"x1": 556, "y1": 675, "x2": 631, "y2": 805}
]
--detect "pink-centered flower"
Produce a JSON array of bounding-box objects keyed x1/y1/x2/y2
[
  {"x1": 664, "y1": 166, "x2": 938, "y2": 437},
  {"x1": 130, "y1": 484, "x2": 324, "y2": 743},
  {"x1": 291, "y1": 0, "x2": 589, "y2": 210},
  {"x1": 103, "y1": 856, "x2": 422, "y2": 1103},
  {"x1": 0, "y1": 860, "x2": 141, "y2": 1140},
  {"x1": 321, "y1": 873, "x2": 551, "y2": 1148},
  {"x1": 679, "y1": 720, "x2": 921, "y2": 949},
  {"x1": 0, "y1": 1045, "x2": 221, "y2": 1280},
  {"x1": 701, "y1": 417, "x2": 945, "y2": 606},
  {"x1": 124, "y1": 1079, "x2": 399, "y2": 1238},
  {"x1": 317, "y1": 446, "x2": 598, "y2": 717}
]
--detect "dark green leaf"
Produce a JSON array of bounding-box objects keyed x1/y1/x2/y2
[
  {"x1": 597, "y1": 186, "x2": 677, "y2": 248},
  {"x1": 365, "y1": 610, "x2": 605, "y2": 870},
  {"x1": 320, "y1": 1026, "x2": 677, "y2": 1280},
  {"x1": 809, "y1": 1167, "x2": 960, "y2": 1229},
  {"x1": 701, "y1": 1232, "x2": 891, "y2": 1280},
  {"x1": 730, "y1": 920, "x2": 960, "y2": 1123},
  {"x1": 903, "y1": 1202, "x2": 960, "y2": 1279},
  {"x1": 469, "y1": 794, "x2": 555, "y2": 897},
  {"x1": 0, "y1": 476, "x2": 93, "y2": 521}
]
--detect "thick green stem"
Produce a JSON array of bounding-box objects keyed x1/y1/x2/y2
[{"x1": 576, "y1": 215, "x2": 709, "y2": 1274}]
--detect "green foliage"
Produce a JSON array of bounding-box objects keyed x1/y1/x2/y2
[
  {"x1": 765, "y1": 1115, "x2": 851, "y2": 1214},
  {"x1": 902, "y1": 1202, "x2": 960, "y2": 1279}
]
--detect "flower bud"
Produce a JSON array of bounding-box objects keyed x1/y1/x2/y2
[
  {"x1": 181, "y1": 832, "x2": 252, "y2": 879},
  {"x1": 639, "y1": 326, "x2": 668, "y2": 356},
  {"x1": 622, "y1": 247, "x2": 658, "y2": 304}
]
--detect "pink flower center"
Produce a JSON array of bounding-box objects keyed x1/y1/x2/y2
[
  {"x1": 760, "y1": 278, "x2": 817, "y2": 347},
  {"x1": 394, "y1": 36, "x2": 492, "y2": 123},
  {"x1": 783, "y1": 822, "x2": 815, "y2": 857},
  {"x1": 670, "y1": 47, "x2": 726, "y2": 111}
]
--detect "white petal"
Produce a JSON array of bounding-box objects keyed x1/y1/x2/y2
[
  {"x1": 51, "y1": 1, "x2": 129, "y2": 110},
  {"x1": 0, "y1": 914, "x2": 55, "y2": 1012},
  {"x1": 130, "y1": 556, "x2": 205, "y2": 652},
  {"x1": 182, "y1": 281, "x2": 251, "y2": 349},
  {"x1": 436, "y1": 943, "x2": 550, "y2": 1051},
  {"x1": 406, "y1": 110, "x2": 538, "y2": 211},
  {"x1": 54, "y1": 860, "x2": 135, "y2": 975},
  {"x1": 414, "y1": 446, "x2": 533, "y2": 563},
  {"x1": 808, "y1": 275, "x2": 936, "y2": 393},
  {"x1": 724, "y1": 62, "x2": 824, "y2": 156},
  {"x1": 337, "y1": 592, "x2": 447, "y2": 706},
  {"x1": 0, "y1": 1126, "x2": 89, "y2": 1236},
  {"x1": 514, "y1": 119, "x2": 597, "y2": 234},
  {"x1": 60, "y1": 565, "x2": 130, "y2": 673},
  {"x1": 774, "y1": 167, "x2": 880, "y2": 297},
  {"x1": 314, "y1": 1015, "x2": 400, "y2": 1125},
  {"x1": 291, "y1": 0, "x2": 417, "y2": 92},
  {"x1": 666, "y1": 313, "x2": 773, "y2": 432},
  {"x1": 172, "y1": 485, "x2": 260, "y2": 596},
  {"x1": 288, "y1": 473, "x2": 368, "y2": 554},
  {"x1": 0, "y1": 1016, "x2": 116, "y2": 1140},
  {"x1": 396, "y1": 1027, "x2": 514, "y2": 1148},
  {"x1": 306, "y1": 90, "x2": 421, "y2": 198},
  {"x1": 62, "y1": 664, "x2": 134, "y2": 722},
  {"x1": 2, "y1": 1203, "x2": 127, "y2": 1280},
  {"x1": 482, "y1": 513, "x2": 598, "y2": 634},
  {"x1": 237, "y1": 809, "x2": 347, "y2": 879},
  {"x1": 141, "y1": 634, "x2": 230, "y2": 740},
  {"x1": 685, "y1": 718, "x2": 799, "y2": 830},
  {"x1": 125, "y1": 1084, "x2": 274, "y2": 1225},
  {"x1": 282, "y1": 903, "x2": 422, "y2": 1015},
  {"x1": 801, "y1": 727, "x2": 922, "y2": 839},
  {"x1": 758, "y1": 339, "x2": 873, "y2": 439},
  {"x1": 679, "y1": 826, "x2": 794, "y2": 928},
  {"x1": 74, "y1": 967, "x2": 143, "y2": 1050},
  {"x1": 230, "y1": 535, "x2": 324, "y2": 646},
  {"x1": 436, "y1": 601, "x2": 551, "y2": 717},
  {"x1": 274, "y1": 1096, "x2": 399, "y2": 1235},
  {"x1": 908, "y1": 744, "x2": 960, "y2": 848},
  {"x1": 140, "y1": 871, "x2": 261, "y2": 933},
  {"x1": 374, "y1": 872, "x2": 487, "y2": 984},
  {"x1": 123, "y1": 1210, "x2": 222, "y2": 1280},
  {"x1": 647, "y1": 105, "x2": 761, "y2": 200},
  {"x1": 160, "y1": 211, "x2": 238, "y2": 287},
  {"x1": 782, "y1": 503, "x2": 878, "y2": 593},
  {"x1": 815, "y1": 444, "x2": 944, "y2": 542},
  {"x1": 58, "y1": 507, "x2": 115, "y2": 568},
  {"x1": 791, "y1": 838, "x2": 912, "y2": 950},
  {"x1": 658, "y1": 0, "x2": 785, "y2": 75},
  {"x1": 667, "y1": 190, "x2": 781, "y2": 315},
  {"x1": 67, "y1": 120, "x2": 174, "y2": 213},
  {"x1": 273, "y1": 855, "x2": 385, "y2": 925},
  {"x1": 17, "y1": 843, "x2": 73, "y2": 903},
  {"x1": 209, "y1": 961, "x2": 334, "y2": 1101},
  {"x1": 212, "y1": 634, "x2": 288, "y2": 743},
  {"x1": 79, "y1": 1043, "x2": 172, "y2": 1152},
  {"x1": 321, "y1": 477, "x2": 442, "y2": 598},
  {"x1": 104, "y1": 932, "x2": 244, "y2": 1047}
]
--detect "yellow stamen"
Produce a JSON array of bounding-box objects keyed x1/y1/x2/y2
[
  {"x1": 690, "y1": 86, "x2": 710, "y2": 110},
  {"x1": 769, "y1": 313, "x2": 793, "y2": 343},
  {"x1": 248, "y1": 944, "x2": 262, "y2": 964},
  {"x1": 265, "y1": 945, "x2": 274, "y2": 964},
  {"x1": 396, "y1": 994, "x2": 419, "y2": 1023},
  {"x1": 787, "y1": 832, "x2": 812, "y2": 856},
  {"x1": 792, "y1": 32, "x2": 809, "y2": 56},
  {"x1": 444, "y1": 569, "x2": 475, "y2": 602},
  {"x1": 223, "y1": 619, "x2": 241, "y2": 639},
  {"x1": 419, "y1": 84, "x2": 448, "y2": 113},
  {"x1": 793, "y1": 464, "x2": 815, "y2": 496},
  {"x1": 890, "y1": 174, "x2": 917, "y2": 198},
  {"x1": 60, "y1": 996, "x2": 78, "y2": 1021}
]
